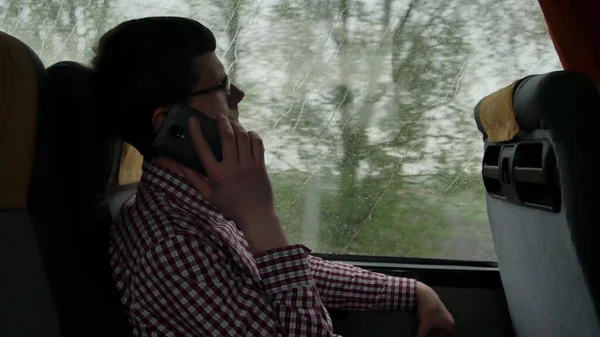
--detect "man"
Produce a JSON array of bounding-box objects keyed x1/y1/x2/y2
[{"x1": 93, "y1": 16, "x2": 455, "y2": 337}]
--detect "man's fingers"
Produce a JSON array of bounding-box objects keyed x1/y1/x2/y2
[
  {"x1": 216, "y1": 114, "x2": 237, "y2": 164},
  {"x1": 232, "y1": 121, "x2": 252, "y2": 164},
  {"x1": 416, "y1": 321, "x2": 455, "y2": 337},
  {"x1": 429, "y1": 330, "x2": 451, "y2": 337},
  {"x1": 187, "y1": 117, "x2": 218, "y2": 172},
  {"x1": 439, "y1": 308, "x2": 456, "y2": 336},
  {"x1": 416, "y1": 323, "x2": 429, "y2": 337},
  {"x1": 248, "y1": 131, "x2": 265, "y2": 165},
  {"x1": 179, "y1": 165, "x2": 213, "y2": 199},
  {"x1": 444, "y1": 319, "x2": 456, "y2": 337}
]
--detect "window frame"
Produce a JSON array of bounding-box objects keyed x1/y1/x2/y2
[{"x1": 314, "y1": 253, "x2": 501, "y2": 289}]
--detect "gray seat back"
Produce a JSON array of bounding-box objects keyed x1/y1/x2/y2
[
  {"x1": 475, "y1": 71, "x2": 600, "y2": 336},
  {"x1": 0, "y1": 210, "x2": 62, "y2": 337},
  {"x1": 0, "y1": 32, "x2": 62, "y2": 337}
]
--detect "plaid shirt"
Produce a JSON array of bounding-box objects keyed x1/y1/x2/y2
[{"x1": 109, "y1": 161, "x2": 417, "y2": 336}]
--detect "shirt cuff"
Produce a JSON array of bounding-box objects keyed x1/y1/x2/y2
[
  {"x1": 387, "y1": 276, "x2": 417, "y2": 311},
  {"x1": 255, "y1": 244, "x2": 314, "y2": 295}
]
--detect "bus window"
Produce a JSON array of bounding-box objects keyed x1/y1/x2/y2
[{"x1": 1, "y1": 0, "x2": 560, "y2": 261}]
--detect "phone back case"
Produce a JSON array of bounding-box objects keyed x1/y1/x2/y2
[{"x1": 152, "y1": 103, "x2": 223, "y2": 175}]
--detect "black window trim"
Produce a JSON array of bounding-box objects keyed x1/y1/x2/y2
[
  {"x1": 314, "y1": 253, "x2": 502, "y2": 289},
  {"x1": 314, "y1": 252, "x2": 497, "y2": 269}
]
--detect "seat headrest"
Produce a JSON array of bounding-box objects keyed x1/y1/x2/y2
[
  {"x1": 27, "y1": 61, "x2": 131, "y2": 337},
  {"x1": 42, "y1": 61, "x2": 115, "y2": 206},
  {"x1": 474, "y1": 71, "x2": 600, "y2": 142},
  {"x1": 0, "y1": 32, "x2": 45, "y2": 77},
  {"x1": 0, "y1": 32, "x2": 45, "y2": 210}
]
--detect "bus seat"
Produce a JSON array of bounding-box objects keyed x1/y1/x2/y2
[
  {"x1": 27, "y1": 60, "x2": 132, "y2": 336},
  {"x1": 474, "y1": 71, "x2": 600, "y2": 336},
  {"x1": 105, "y1": 141, "x2": 139, "y2": 218},
  {"x1": 0, "y1": 32, "x2": 62, "y2": 337}
]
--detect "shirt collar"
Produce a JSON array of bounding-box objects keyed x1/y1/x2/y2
[{"x1": 140, "y1": 160, "x2": 221, "y2": 217}]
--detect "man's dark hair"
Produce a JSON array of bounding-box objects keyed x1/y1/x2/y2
[{"x1": 92, "y1": 17, "x2": 216, "y2": 157}]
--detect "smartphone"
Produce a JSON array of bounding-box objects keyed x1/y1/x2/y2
[{"x1": 152, "y1": 102, "x2": 223, "y2": 175}]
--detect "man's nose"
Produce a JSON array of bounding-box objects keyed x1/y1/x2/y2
[{"x1": 229, "y1": 84, "x2": 245, "y2": 107}]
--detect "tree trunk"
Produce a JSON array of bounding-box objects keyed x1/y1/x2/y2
[
  {"x1": 301, "y1": 174, "x2": 322, "y2": 250},
  {"x1": 225, "y1": 0, "x2": 241, "y2": 82},
  {"x1": 66, "y1": 0, "x2": 77, "y2": 60},
  {"x1": 330, "y1": 0, "x2": 361, "y2": 249}
]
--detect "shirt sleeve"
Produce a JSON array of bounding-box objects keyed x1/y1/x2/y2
[
  {"x1": 307, "y1": 255, "x2": 417, "y2": 312},
  {"x1": 137, "y1": 236, "x2": 337, "y2": 337},
  {"x1": 254, "y1": 244, "x2": 337, "y2": 337}
]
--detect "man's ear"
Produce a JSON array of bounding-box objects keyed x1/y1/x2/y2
[{"x1": 151, "y1": 106, "x2": 171, "y2": 132}]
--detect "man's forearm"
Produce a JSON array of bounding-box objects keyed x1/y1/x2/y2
[{"x1": 308, "y1": 255, "x2": 417, "y2": 312}]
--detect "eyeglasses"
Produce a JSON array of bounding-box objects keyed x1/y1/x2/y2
[{"x1": 189, "y1": 75, "x2": 231, "y2": 98}]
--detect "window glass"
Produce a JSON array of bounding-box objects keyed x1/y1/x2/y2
[{"x1": 1, "y1": 0, "x2": 560, "y2": 261}]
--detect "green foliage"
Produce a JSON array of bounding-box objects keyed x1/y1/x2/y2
[
  {"x1": 271, "y1": 169, "x2": 457, "y2": 257},
  {"x1": 331, "y1": 84, "x2": 354, "y2": 108},
  {"x1": 270, "y1": 0, "x2": 476, "y2": 257}
]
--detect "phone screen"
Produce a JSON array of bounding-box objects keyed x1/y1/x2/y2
[{"x1": 151, "y1": 103, "x2": 223, "y2": 175}]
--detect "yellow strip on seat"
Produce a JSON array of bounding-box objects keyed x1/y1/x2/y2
[
  {"x1": 118, "y1": 142, "x2": 143, "y2": 185},
  {"x1": 0, "y1": 33, "x2": 38, "y2": 209},
  {"x1": 479, "y1": 80, "x2": 521, "y2": 143}
]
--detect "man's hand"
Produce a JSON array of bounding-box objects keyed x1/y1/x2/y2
[
  {"x1": 180, "y1": 115, "x2": 289, "y2": 253},
  {"x1": 416, "y1": 281, "x2": 456, "y2": 337}
]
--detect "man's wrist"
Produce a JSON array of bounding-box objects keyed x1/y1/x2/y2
[
  {"x1": 245, "y1": 228, "x2": 290, "y2": 254},
  {"x1": 238, "y1": 208, "x2": 290, "y2": 254},
  {"x1": 238, "y1": 207, "x2": 281, "y2": 229}
]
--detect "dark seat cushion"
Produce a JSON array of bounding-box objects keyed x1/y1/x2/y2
[{"x1": 28, "y1": 61, "x2": 132, "y2": 337}]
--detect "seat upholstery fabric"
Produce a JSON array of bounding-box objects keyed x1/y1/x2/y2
[
  {"x1": 0, "y1": 31, "x2": 62, "y2": 337},
  {"x1": 475, "y1": 71, "x2": 600, "y2": 337},
  {"x1": 0, "y1": 32, "x2": 39, "y2": 208},
  {"x1": 27, "y1": 61, "x2": 133, "y2": 337}
]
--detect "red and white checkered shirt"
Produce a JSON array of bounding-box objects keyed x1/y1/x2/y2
[{"x1": 110, "y1": 161, "x2": 417, "y2": 336}]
